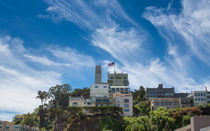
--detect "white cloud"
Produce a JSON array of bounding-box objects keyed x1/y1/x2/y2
[
  {"x1": 48, "y1": 46, "x2": 95, "y2": 69},
  {"x1": 42, "y1": 0, "x2": 210, "y2": 93},
  {"x1": 143, "y1": 0, "x2": 210, "y2": 65},
  {"x1": 43, "y1": 0, "x2": 138, "y2": 30},
  {"x1": 0, "y1": 36, "x2": 95, "y2": 121},
  {"x1": 91, "y1": 24, "x2": 148, "y2": 64}
]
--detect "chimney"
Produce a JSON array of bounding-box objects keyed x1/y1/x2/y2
[
  {"x1": 95, "y1": 65, "x2": 102, "y2": 84},
  {"x1": 158, "y1": 84, "x2": 163, "y2": 89}
]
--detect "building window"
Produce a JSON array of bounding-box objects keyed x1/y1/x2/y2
[
  {"x1": 96, "y1": 104, "x2": 98, "y2": 107},
  {"x1": 72, "y1": 102, "x2": 78, "y2": 106},
  {"x1": 124, "y1": 104, "x2": 129, "y2": 108},
  {"x1": 95, "y1": 86, "x2": 98, "y2": 88},
  {"x1": 124, "y1": 99, "x2": 129, "y2": 103},
  {"x1": 124, "y1": 109, "x2": 130, "y2": 112},
  {"x1": 104, "y1": 86, "x2": 107, "y2": 88},
  {"x1": 6, "y1": 126, "x2": 9, "y2": 130},
  {"x1": 116, "y1": 98, "x2": 120, "y2": 102},
  {"x1": 117, "y1": 104, "x2": 120, "y2": 107}
]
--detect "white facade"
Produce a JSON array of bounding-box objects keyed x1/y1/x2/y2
[
  {"x1": 192, "y1": 91, "x2": 207, "y2": 106},
  {"x1": 90, "y1": 83, "x2": 110, "y2": 101}
]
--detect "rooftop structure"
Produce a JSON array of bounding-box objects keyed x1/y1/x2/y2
[
  {"x1": 175, "y1": 116, "x2": 210, "y2": 131},
  {"x1": 107, "y1": 72, "x2": 129, "y2": 86},
  {"x1": 146, "y1": 84, "x2": 175, "y2": 99}
]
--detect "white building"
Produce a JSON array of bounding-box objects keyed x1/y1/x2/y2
[
  {"x1": 90, "y1": 83, "x2": 110, "y2": 101},
  {"x1": 192, "y1": 91, "x2": 207, "y2": 106}
]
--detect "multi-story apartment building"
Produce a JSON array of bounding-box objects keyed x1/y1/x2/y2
[
  {"x1": 90, "y1": 83, "x2": 110, "y2": 101},
  {"x1": 150, "y1": 97, "x2": 194, "y2": 110},
  {"x1": 113, "y1": 92, "x2": 133, "y2": 116},
  {"x1": 109, "y1": 86, "x2": 130, "y2": 94},
  {"x1": 150, "y1": 98, "x2": 181, "y2": 110},
  {"x1": 107, "y1": 72, "x2": 129, "y2": 86},
  {"x1": 146, "y1": 84, "x2": 175, "y2": 99},
  {"x1": 180, "y1": 97, "x2": 194, "y2": 108},
  {"x1": 192, "y1": 91, "x2": 207, "y2": 106}
]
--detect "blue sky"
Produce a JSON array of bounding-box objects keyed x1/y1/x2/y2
[{"x1": 0, "y1": 0, "x2": 210, "y2": 121}]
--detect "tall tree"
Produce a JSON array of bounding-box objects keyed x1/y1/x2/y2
[
  {"x1": 48, "y1": 84, "x2": 72, "y2": 108},
  {"x1": 70, "y1": 87, "x2": 90, "y2": 99},
  {"x1": 36, "y1": 90, "x2": 49, "y2": 106},
  {"x1": 132, "y1": 86, "x2": 146, "y2": 104}
]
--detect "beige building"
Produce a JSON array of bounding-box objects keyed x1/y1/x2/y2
[
  {"x1": 69, "y1": 97, "x2": 95, "y2": 107},
  {"x1": 175, "y1": 116, "x2": 210, "y2": 131},
  {"x1": 151, "y1": 97, "x2": 194, "y2": 110},
  {"x1": 113, "y1": 92, "x2": 133, "y2": 116},
  {"x1": 0, "y1": 121, "x2": 14, "y2": 131},
  {"x1": 151, "y1": 98, "x2": 181, "y2": 110}
]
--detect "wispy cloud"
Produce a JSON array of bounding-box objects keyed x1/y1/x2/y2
[
  {"x1": 42, "y1": 0, "x2": 210, "y2": 92},
  {"x1": 91, "y1": 24, "x2": 148, "y2": 64},
  {"x1": 0, "y1": 36, "x2": 95, "y2": 121},
  {"x1": 43, "y1": 0, "x2": 138, "y2": 30},
  {"x1": 143, "y1": 0, "x2": 210, "y2": 65}
]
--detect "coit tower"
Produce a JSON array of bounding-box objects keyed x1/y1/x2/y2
[{"x1": 95, "y1": 65, "x2": 102, "y2": 84}]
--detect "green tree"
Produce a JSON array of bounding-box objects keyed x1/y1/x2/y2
[
  {"x1": 49, "y1": 84, "x2": 72, "y2": 108},
  {"x1": 36, "y1": 90, "x2": 49, "y2": 106},
  {"x1": 20, "y1": 113, "x2": 38, "y2": 127},
  {"x1": 123, "y1": 116, "x2": 152, "y2": 131},
  {"x1": 134, "y1": 100, "x2": 150, "y2": 115},
  {"x1": 149, "y1": 107, "x2": 175, "y2": 131},
  {"x1": 99, "y1": 116, "x2": 122, "y2": 131},
  {"x1": 70, "y1": 87, "x2": 90, "y2": 99},
  {"x1": 198, "y1": 104, "x2": 210, "y2": 115},
  {"x1": 132, "y1": 86, "x2": 146, "y2": 103}
]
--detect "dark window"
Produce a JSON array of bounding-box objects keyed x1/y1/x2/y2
[
  {"x1": 95, "y1": 86, "x2": 98, "y2": 88},
  {"x1": 124, "y1": 109, "x2": 130, "y2": 112},
  {"x1": 124, "y1": 99, "x2": 129, "y2": 103},
  {"x1": 124, "y1": 104, "x2": 129, "y2": 108}
]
